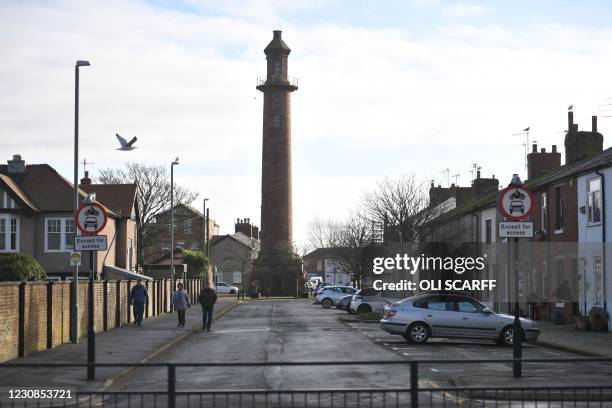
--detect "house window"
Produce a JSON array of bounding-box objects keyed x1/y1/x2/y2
[
  {"x1": 541, "y1": 192, "x2": 548, "y2": 231},
  {"x1": 184, "y1": 219, "x2": 192, "y2": 234},
  {"x1": 587, "y1": 177, "x2": 602, "y2": 224},
  {"x1": 127, "y1": 238, "x2": 133, "y2": 270},
  {"x1": 1, "y1": 191, "x2": 16, "y2": 209},
  {"x1": 45, "y1": 218, "x2": 74, "y2": 252},
  {"x1": 0, "y1": 215, "x2": 19, "y2": 252},
  {"x1": 273, "y1": 114, "x2": 280, "y2": 128},
  {"x1": 233, "y1": 271, "x2": 242, "y2": 284},
  {"x1": 555, "y1": 185, "x2": 564, "y2": 230},
  {"x1": 485, "y1": 219, "x2": 492, "y2": 245},
  {"x1": 594, "y1": 257, "x2": 603, "y2": 305}
]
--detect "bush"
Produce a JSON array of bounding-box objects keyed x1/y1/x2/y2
[
  {"x1": 0, "y1": 253, "x2": 47, "y2": 281},
  {"x1": 182, "y1": 250, "x2": 209, "y2": 279}
]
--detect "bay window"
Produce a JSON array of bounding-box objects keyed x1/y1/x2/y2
[{"x1": 45, "y1": 218, "x2": 75, "y2": 251}]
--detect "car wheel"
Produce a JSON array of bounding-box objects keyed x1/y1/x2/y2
[
  {"x1": 321, "y1": 298, "x2": 333, "y2": 309},
  {"x1": 404, "y1": 323, "x2": 430, "y2": 344},
  {"x1": 500, "y1": 325, "x2": 524, "y2": 346},
  {"x1": 357, "y1": 304, "x2": 372, "y2": 314}
]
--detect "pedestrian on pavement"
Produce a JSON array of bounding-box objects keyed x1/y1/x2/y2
[
  {"x1": 199, "y1": 281, "x2": 218, "y2": 331},
  {"x1": 130, "y1": 278, "x2": 148, "y2": 327},
  {"x1": 172, "y1": 282, "x2": 191, "y2": 327}
]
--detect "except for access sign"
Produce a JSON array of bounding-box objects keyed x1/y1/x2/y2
[
  {"x1": 75, "y1": 202, "x2": 108, "y2": 235},
  {"x1": 75, "y1": 235, "x2": 108, "y2": 251},
  {"x1": 498, "y1": 185, "x2": 534, "y2": 221},
  {"x1": 499, "y1": 221, "x2": 534, "y2": 238}
]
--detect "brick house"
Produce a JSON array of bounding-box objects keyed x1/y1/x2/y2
[
  {"x1": 303, "y1": 248, "x2": 352, "y2": 285},
  {"x1": 210, "y1": 220, "x2": 260, "y2": 290},
  {"x1": 143, "y1": 203, "x2": 219, "y2": 263},
  {"x1": 0, "y1": 155, "x2": 140, "y2": 279}
]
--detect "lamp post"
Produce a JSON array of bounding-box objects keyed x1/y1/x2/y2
[
  {"x1": 170, "y1": 157, "x2": 179, "y2": 311},
  {"x1": 202, "y1": 198, "x2": 209, "y2": 253},
  {"x1": 71, "y1": 60, "x2": 90, "y2": 344}
]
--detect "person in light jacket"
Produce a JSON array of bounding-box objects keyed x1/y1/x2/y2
[{"x1": 172, "y1": 282, "x2": 191, "y2": 327}]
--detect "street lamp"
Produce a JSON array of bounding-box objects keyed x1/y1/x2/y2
[
  {"x1": 170, "y1": 157, "x2": 179, "y2": 310},
  {"x1": 202, "y1": 198, "x2": 209, "y2": 253},
  {"x1": 71, "y1": 59, "x2": 90, "y2": 344}
]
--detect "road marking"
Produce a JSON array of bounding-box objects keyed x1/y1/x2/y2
[
  {"x1": 209, "y1": 328, "x2": 271, "y2": 334},
  {"x1": 430, "y1": 368, "x2": 464, "y2": 373}
]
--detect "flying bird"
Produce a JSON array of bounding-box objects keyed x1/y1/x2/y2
[
  {"x1": 115, "y1": 133, "x2": 137, "y2": 151},
  {"x1": 568, "y1": 104, "x2": 574, "y2": 111},
  {"x1": 523, "y1": 127, "x2": 530, "y2": 132}
]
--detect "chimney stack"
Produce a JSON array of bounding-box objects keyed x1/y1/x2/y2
[
  {"x1": 592, "y1": 115, "x2": 598, "y2": 133},
  {"x1": 528, "y1": 144, "x2": 561, "y2": 180},
  {"x1": 568, "y1": 111, "x2": 574, "y2": 129},
  {"x1": 7, "y1": 154, "x2": 25, "y2": 174},
  {"x1": 80, "y1": 171, "x2": 92, "y2": 185}
]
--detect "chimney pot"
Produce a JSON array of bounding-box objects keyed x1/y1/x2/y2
[
  {"x1": 476, "y1": 170, "x2": 481, "y2": 179},
  {"x1": 273, "y1": 30, "x2": 282, "y2": 38},
  {"x1": 532, "y1": 144, "x2": 537, "y2": 153},
  {"x1": 592, "y1": 115, "x2": 598, "y2": 133},
  {"x1": 568, "y1": 111, "x2": 574, "y2": 128},
  {"x1": 552, "y1": 145, "x2": 557, "y2": 152},
  {"x1": 540, "y1": 148, "x2": 545, "y2": 153}
]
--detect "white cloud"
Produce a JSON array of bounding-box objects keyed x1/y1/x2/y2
[
  {"x1": 441, "y1": 3, "x2": 489, "y2": 18},
  {"x1": 2, "y1": 1, "x2": 612, "y2": 246}
]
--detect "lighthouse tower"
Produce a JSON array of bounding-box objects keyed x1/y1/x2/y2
[{"x1": 251, "y1": 30, "x2": 302, "y2": 296}]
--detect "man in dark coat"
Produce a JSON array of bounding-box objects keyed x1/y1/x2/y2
[
  {"x1": 130, "y1": 278, "x2": 148, "y2": 327},
  {"x1": 199, "y1": 281, "x2": 218, "y2": 331}
]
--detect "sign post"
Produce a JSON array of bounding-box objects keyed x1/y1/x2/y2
[
  {"x1": 498, "y1": 174, "x2": 534, "y2": 379},
  {"x1": 75, "y1": 194, "x2": 107, "y2": 381}
]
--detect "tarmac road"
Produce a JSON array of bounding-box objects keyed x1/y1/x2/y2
[{"x1": 111, "y1": 300, "x2": 612, "y2": 408}]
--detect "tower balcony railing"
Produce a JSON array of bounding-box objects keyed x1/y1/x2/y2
[{"x1": 257, "y1": 75, "x2": 299, "y2": 88}]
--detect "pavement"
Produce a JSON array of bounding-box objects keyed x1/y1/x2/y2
[
  {"x1": 536, "y1": 321, "x2": 612, "y2": 357},
  {"x1": 0, "y1": 299, "x2": 239, "y2": 393}
]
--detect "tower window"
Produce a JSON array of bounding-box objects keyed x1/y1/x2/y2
[
  {"x1": 273, "y1": 114, "x2": 280, "y2": 128},
  {"x1": 273, "y1": 61, "x2": 281, "y2": 79}
]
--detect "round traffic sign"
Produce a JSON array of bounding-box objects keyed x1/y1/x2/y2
[
  {"x1": 498, "y1": 185, "x2": 534, "y2": 221},
  {"x1": 75, "y1": 202, "x2": 107, "y2": 235}
]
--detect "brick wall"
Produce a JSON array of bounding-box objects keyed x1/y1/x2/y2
[
  {"x1": 0, "y1": 278, "x2": 197, "y2": 363},
  {"x1": 0, "y1": 284, "x2": 19, "y2": 362}
]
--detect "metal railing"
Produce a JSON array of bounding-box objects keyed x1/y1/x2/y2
[
  {"x1": 256, "y1": 75, "x2": 299, "y2": 88},
  {"x1": 1, "y1": 358, "x2": 612, "y2": 407}
]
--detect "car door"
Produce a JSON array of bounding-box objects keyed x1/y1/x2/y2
[
  {"x1": 454, "y1": 298, "x2": 500, "y2": 339},
  {"x1": 421, "y1": 296, "x2": 462, "y2": 338}
]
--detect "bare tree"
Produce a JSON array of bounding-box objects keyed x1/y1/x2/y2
[
  {"x1": 97, "y1": 162, "x2": 199, "y2": 265},
  {"x1": 363, "y1": 173, "x2": 437, "y2": 246},
  {"x1": 307, "y1": 213, "x2": 376, "y2": 287}
]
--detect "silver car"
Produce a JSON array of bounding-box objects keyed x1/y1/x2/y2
[
  {"x1": 315, "y1": 286, "x2": 357, "y2": 308},
  {"x1": 380, "y1": 293, "x2": 540, "y2": 346},
  {"x1": 350, "y1": 288, "x2": 400, "y2": 314}
]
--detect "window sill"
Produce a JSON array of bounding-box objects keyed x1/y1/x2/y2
[
  {"x1": 554, "y1": 229, "x2": 564, "y2": 235},
  {"x1": 587, "y1": 222, "x2": 602, "y2": 227},
  {"x1": 44, "y1": 249, "x2": 73, "y2": 253},
  {"x1": 0, "y1": 250, "x2": 19, "y2": 253}
]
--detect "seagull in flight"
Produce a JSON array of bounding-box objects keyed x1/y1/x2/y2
[
  {"x1": 115, "y1": 133, "x2": 137, "y2": 151},
  {"x1": 568, "y1": 104, "x2": 574, "y2": 111}
]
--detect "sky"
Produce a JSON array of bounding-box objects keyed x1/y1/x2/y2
[{"x1": 2, "y1": 0, "x2": 612, "y2": 247}]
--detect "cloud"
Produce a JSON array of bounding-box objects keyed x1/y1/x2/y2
[{"x1": 1, "y1": 1, "x2": 612, "y2": 245}]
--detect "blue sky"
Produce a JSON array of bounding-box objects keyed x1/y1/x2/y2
[{"x1": 2, "y1": 0, "x2": 612, "y2": 247}]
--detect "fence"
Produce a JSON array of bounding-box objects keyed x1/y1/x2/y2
[
  {"x1": 0, "y1": 278, "x2": 205, "y2": 363},
  {"x1": 1, "y1": 358, "x2": 611, "y2": 407}
]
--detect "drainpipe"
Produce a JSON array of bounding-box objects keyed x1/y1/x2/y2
[{"x1": 595, "y1": 168, "x2": 608, "y2": 313}]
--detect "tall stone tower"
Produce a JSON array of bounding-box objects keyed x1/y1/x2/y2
[{"x1": 251, "y1": 30, "x2": 302, "y2": 296}]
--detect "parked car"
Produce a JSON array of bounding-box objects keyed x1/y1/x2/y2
[
  {"x1": 336, "y1": 295, "x2": 353, "y2": 312},
  {"x1": 380, "y1": 293, "x2": 540, "y2": 346},
  {"x1": 215, "y1": 282, "x2": 239, "y2": 294},
  {"x1": 350, "y1": 288, "x2": 400, "y2": 314},
  {"x1": 316, "y1": 286, "x2": 358, "y2": 308},
  {"x1": 314, "y1": 282, "x2": 333, "y2": 295}
]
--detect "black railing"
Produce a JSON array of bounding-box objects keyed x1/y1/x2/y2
[{"x1": 1, "y1": 358, "x2": 612, "y2": 407}]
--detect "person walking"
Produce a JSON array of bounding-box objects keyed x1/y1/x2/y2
[
  {"x1": 172, "y1": 282, "x2": 191, "y2": 327},
  {"x1": 199, "y1": 281, "x2": 218, "y2": 331},
  {"x1": 130, "y1": 278, "x2": 148, "y2": 327}
]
